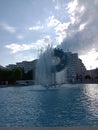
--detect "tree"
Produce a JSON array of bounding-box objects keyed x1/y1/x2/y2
[
  {"x1": 12, "y1": 67, "x2": 23, "y2": 81},
  {"x1": 85, "y1": 75, "x2": 91, "y2": 79},
  {"x1": 0, "y1": 69, "x2": 12, "y2": 85},
  {"x1": 24, "y1": 69, "x2": 35, "y2": 80}
]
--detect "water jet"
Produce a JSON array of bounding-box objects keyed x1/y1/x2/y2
[{"x1": 35, "y1": 45, "x2": 68, "y2": 88}]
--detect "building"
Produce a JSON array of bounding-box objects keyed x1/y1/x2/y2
[
  {"x1": 6, "y1": 64, "x2": 17, "y2": 70},
  {"x1": 6, "y1": 50, "x2": 87, "y2": 84},
  {"x1": 66, "y1": 52, "x2": 86, "y2": 82},
  {"x1": 55, "y1": 51, "x2": 87, "y2": 84},
  {"x1": 6, "y1": 60, "x2": 37, "y2": 73},
  {"x1": 86, "y1": 68, "x2": 98, "y2": 83},
  {"x1": 16, "y1": 60, "x2": 36, "y2": 73}
]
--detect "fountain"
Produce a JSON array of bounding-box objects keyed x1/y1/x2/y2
[
  {"x1": 35, "y1": 45, "x2": 53, "y2": 87},
  {"x1": 35, "y1": 45, "x2": 68, "y2": 88}
]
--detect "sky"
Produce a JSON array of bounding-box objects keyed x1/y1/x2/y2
[{"x1": 0, "y1": 0, "x2": 98, "y2": 70}]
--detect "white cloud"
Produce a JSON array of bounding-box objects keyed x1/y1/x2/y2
[
  {"x1": 5, "y1": 43, "x2": 35, "y2": 53},
  {"x1": 0, "y1": 22, "x2": 16, "y2": 33},
  {"x1": 66, "y1": 0, "x2": 85, "y2": 25},
  {"x1": 28, "y1": 25, "x2": 44, "y2": 31},
  {"x1": 61, "y1": 0, "x2": 98, "y2": 54},
  {"x1": 79, "y1": 49, "x2": 98, "y2": 70},
  {"x1": 16, "y1": 34, "x2": 24, "y2": 40},
  {"x1": 57, "y1": 21, "x2": 69, "y2": 43},
  {"x1": 5, "y1": 35, "x2": 52, "y2": 53},
  {"x1": 47, "y1": 16, "x2": 60, "y2": 27},
  {"x1": 54, "y1": 5, "x2": 60, "y2": 10},
  {"x1": 5, "y1": 44, "x2": 22, "y2": 53},
  {"x1": 55, "y1": 22, "x2": 70, "y2": 32},
  {"x1": 36, "y1": 35, "x2": 52, "y2": 48},
  {"x1": 55, "y1": 22, "x2": 70, "y2": 43},
  {"x1": 79, "y1": 23, "x2": 87, "y2": 31},
  {"x1": 46, "y1": 15, "x2": 70, "y2": 43},
  {"x1": 67, "y1": 0, "x2": 78, "y2": 14},
  {"x1": 52, "y1": 0, "x2": 61, "y2": 10},
  {"x1": 56, "y1": 31, "x2": 67, "y2": 43},
  {"x1": 66, "y1": 0, "x2": 78, "y2": 24}
]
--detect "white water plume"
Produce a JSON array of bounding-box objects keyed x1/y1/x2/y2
[{"x1": 35, "y1": 45, "x2": 54, "y2": 86}]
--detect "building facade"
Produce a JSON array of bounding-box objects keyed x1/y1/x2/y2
[
  {"x1": 6, "y1": 60, "x2": 37, "y2": 73},
  {"x1": 66, "y1": 52, "x2": 86, "y2": 82},
  {"x1": 55, "y1": 51, "x2": 87, "y2": 84},
  {"x1": 6, "y1": 51, "x2": 87, "y2": 84}
]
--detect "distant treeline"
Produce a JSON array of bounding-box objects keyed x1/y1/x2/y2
[{"x1": 0, "y1": 67, "x2": 35, "y2": 85}]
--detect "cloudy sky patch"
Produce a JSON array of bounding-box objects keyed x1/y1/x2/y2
[
  {"x1": 0, "y1": 22, "x2": 16, "y2": 33},
  {"x1": 0, "y1": 0, "x2": 98, "y2": 69}
]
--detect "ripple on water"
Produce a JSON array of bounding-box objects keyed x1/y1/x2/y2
[{"x1": 0, "y1": 84, "x2": 98, "y2": 126}]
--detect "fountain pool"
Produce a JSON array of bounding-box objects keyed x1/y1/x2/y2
[{"x1": 0, "y1": 84, "x2": 98, "y2": 126}]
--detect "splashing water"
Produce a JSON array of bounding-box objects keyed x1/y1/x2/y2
[
  {"x1": 35, "y1": 45, "x2": 54, "y2": 86},
  {"x1": 35, "y1": 45, "x2": 68, "y2": 87}
]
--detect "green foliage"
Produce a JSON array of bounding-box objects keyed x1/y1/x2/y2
[
  {"x1": 12, "y1": 67, "x2": 22, "y2": 81},
  {"x1": 23, "y1": 69, "x2": 35, "y2": 80},
  {"x1": 0, "y1": 67, "x2": 23, "y2": 85},
  {"x1": 0, "y1": 67, "x2": 35, "y2": 85}
]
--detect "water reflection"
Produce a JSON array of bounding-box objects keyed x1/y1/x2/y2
[
  {"x1": 84, "y1": 84, "x2": 98, "y2": 119},
  {"x1": 0, "y1": 85, "x2": 98, "y2": 126}
]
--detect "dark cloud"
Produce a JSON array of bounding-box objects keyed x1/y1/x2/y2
[{"x1": 60, "y1": 0, "x2": 98, "y2": 55}]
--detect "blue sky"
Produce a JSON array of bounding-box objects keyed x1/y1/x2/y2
[
  {"x1": 0, "y1": 0, "x2": 98, "y2": 70},
  {"x1": 0, "y1": 0, "x2": 70, "y2": 66}
]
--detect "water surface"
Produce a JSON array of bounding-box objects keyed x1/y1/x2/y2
[{"x1": 0, "y1": 84, "x2": 98, "y2": 126}]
